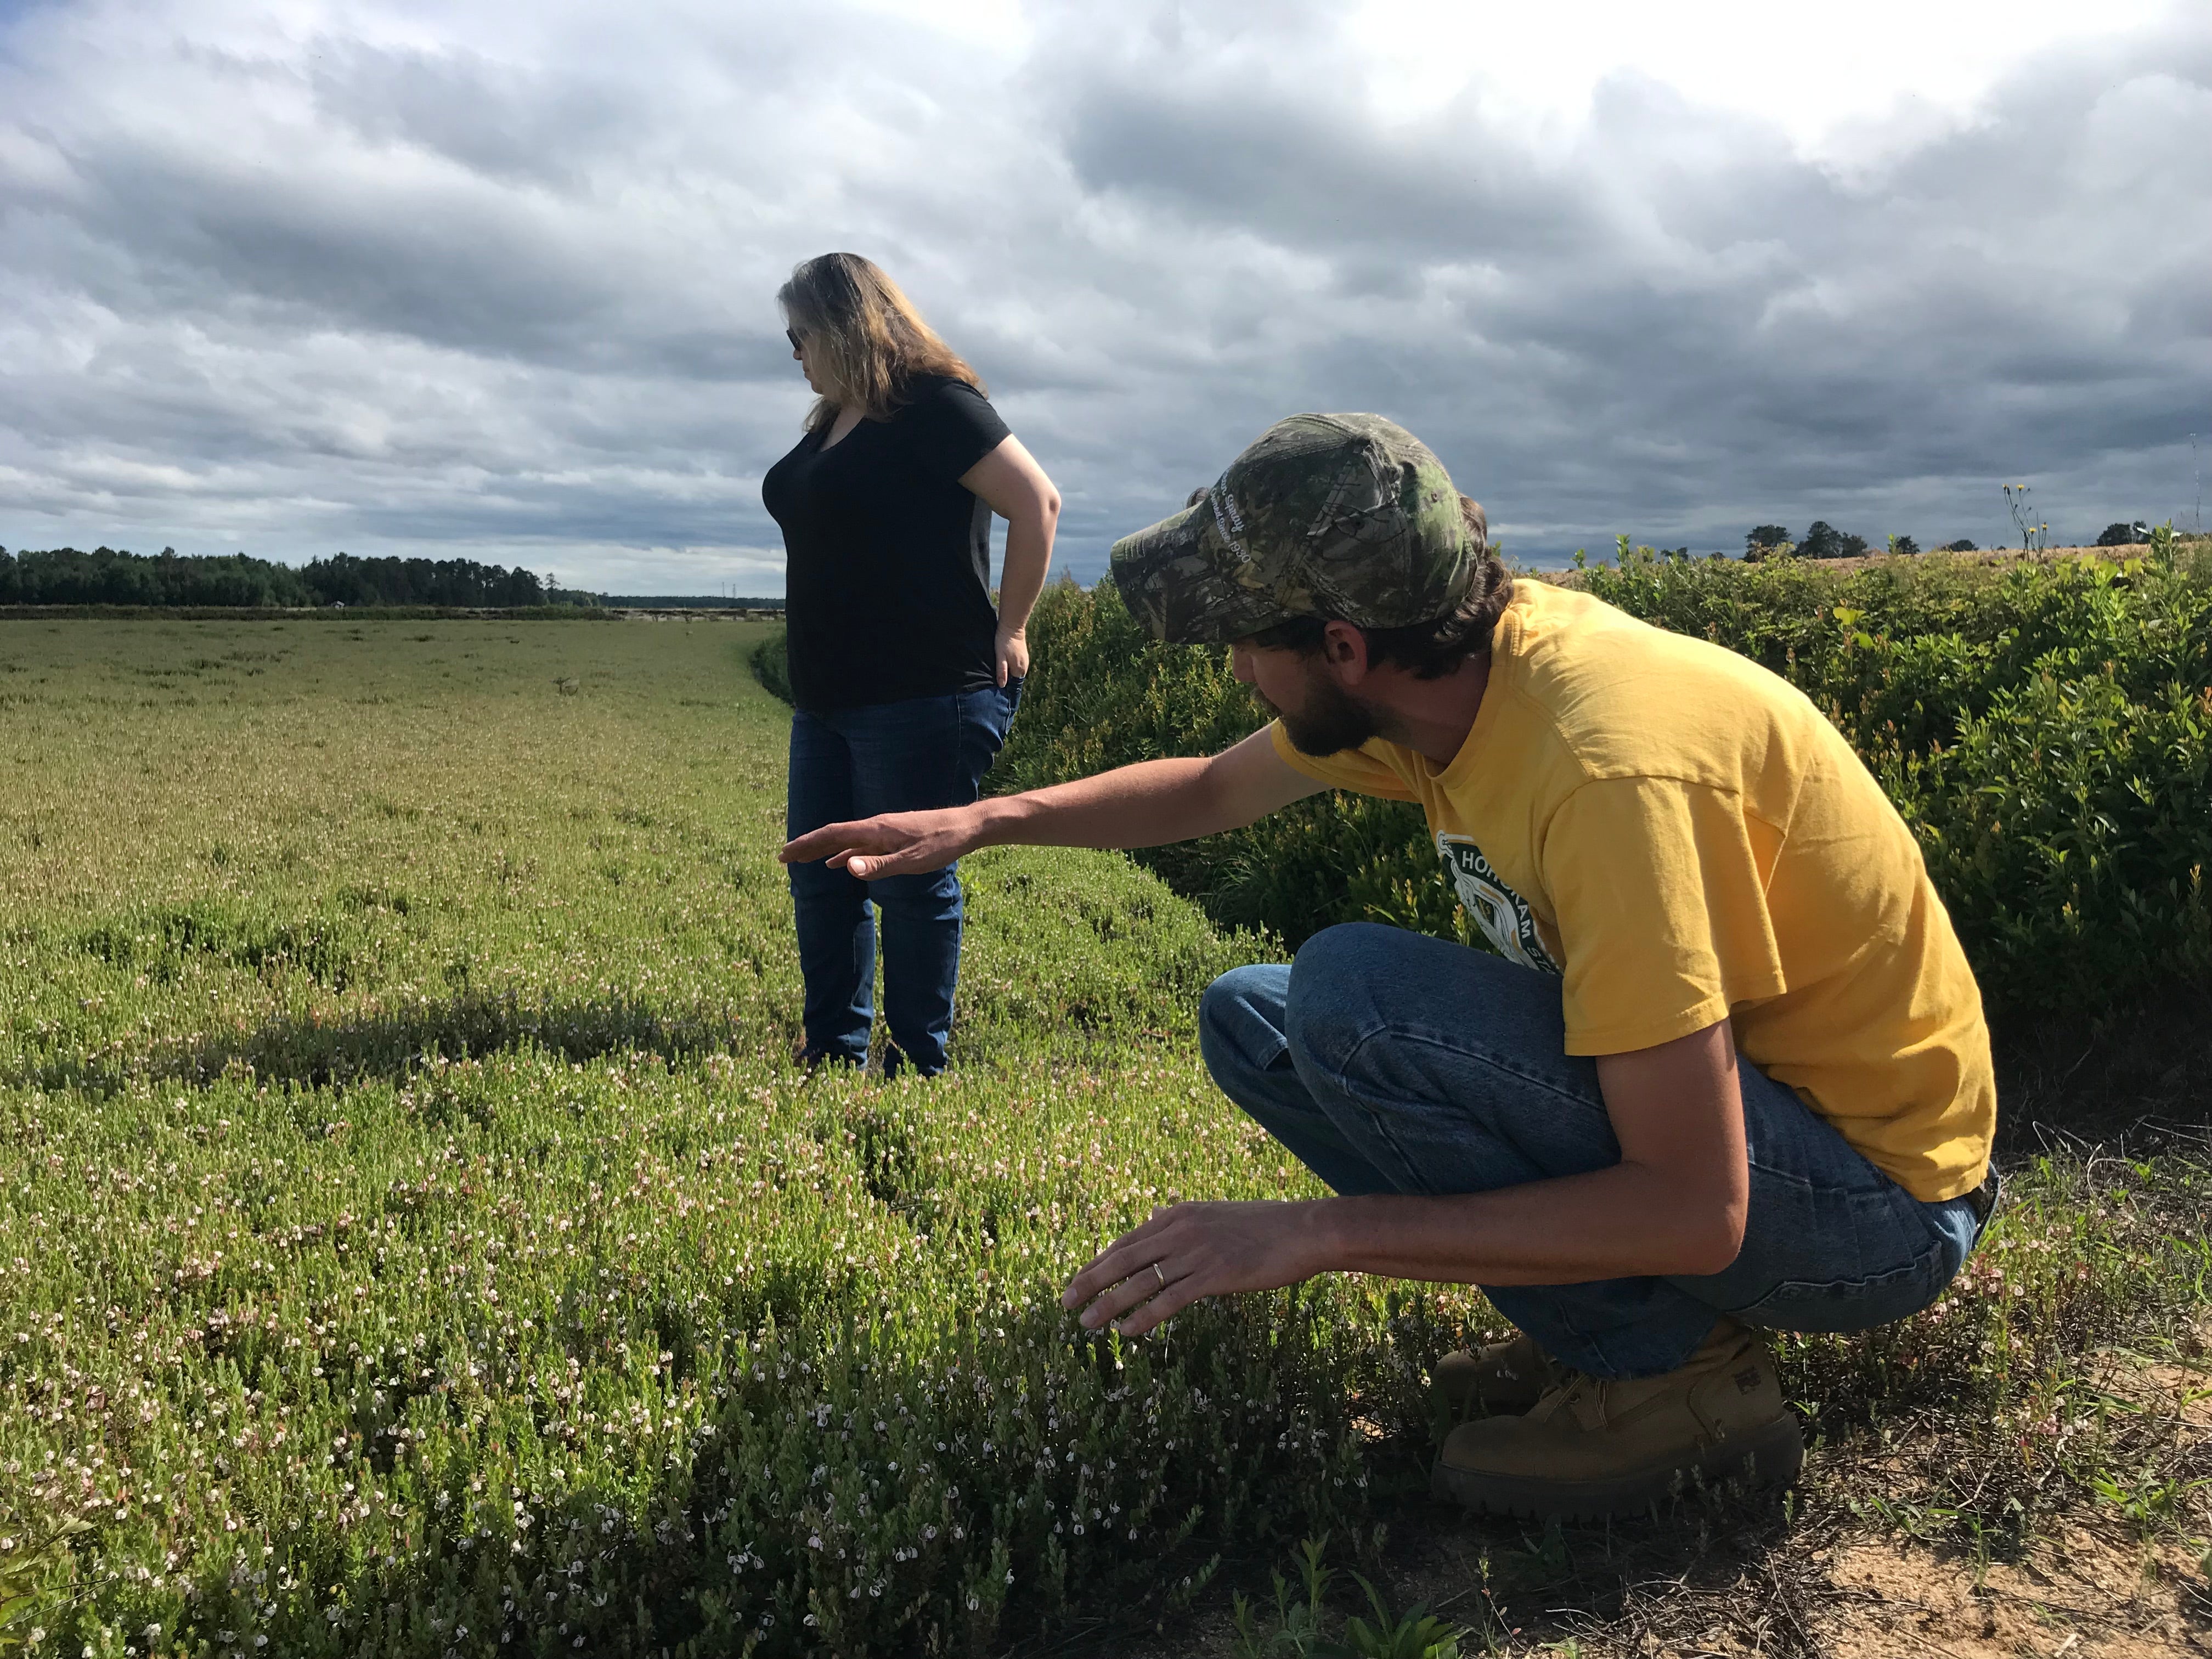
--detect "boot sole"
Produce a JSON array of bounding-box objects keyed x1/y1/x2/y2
[
  {"x1": 1430, "y1": 1417, "x2": 1805, "y2": 1522},
  {"x1": 1431, "y1": 1386, "x2": 1549, "y2": 1423}
]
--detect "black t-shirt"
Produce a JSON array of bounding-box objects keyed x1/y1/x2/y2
[{"x1": 762, "y1": 375, "x2": 1012, "y2": 712}]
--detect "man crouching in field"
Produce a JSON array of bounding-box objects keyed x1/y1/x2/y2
[{"x1": 781, "y1": 414, "x2": 1999, "y2": 1521}]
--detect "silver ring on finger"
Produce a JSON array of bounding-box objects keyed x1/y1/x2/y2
[{"x1": 1151, "y1": 1262, "x2": 1167, "y2": 1291}]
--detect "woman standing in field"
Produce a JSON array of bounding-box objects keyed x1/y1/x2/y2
[{"x1": 763, "y1": 251, "x2": 1060, "y2": 1076}]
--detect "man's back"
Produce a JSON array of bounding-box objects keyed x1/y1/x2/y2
[{"x1": 1269, "y1": 578, "x2": 1996, "y2": 1201}]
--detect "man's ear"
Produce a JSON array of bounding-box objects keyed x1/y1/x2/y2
[{"x1": 1318, "y1": 620, "x2": 1371, "y2": 684}]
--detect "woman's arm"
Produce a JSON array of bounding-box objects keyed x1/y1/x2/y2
[{"x1": 960, "y1": 436, "x2": 1060, "y2": 686}]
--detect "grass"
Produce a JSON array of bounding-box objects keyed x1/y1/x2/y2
[{"x1": 0, "y1": 616, "x2": 2207, "y2": 1656}]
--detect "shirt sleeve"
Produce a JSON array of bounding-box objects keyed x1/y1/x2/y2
[
  {"x1": 1267, "y1": 721, "x2": 1417, "y2": 800},
  {"x1": 902, "y1": 379, "x2": 1012, "y2": 482},
  {"x1": 1541, "y1": 776, "x2": 1788, "y2": 1056}
]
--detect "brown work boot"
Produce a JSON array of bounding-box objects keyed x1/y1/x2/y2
[
  {"x1": 1431, "y1": 1317, "x2": 1803, "y2": 1521},
  {"x1": 1430, "y1": 1332, "x2": 1564, "y2": 1424}
]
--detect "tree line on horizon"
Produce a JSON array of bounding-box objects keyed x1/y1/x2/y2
[
  {"x1": 0, "y1": 545, "x2": 596, "y2": 608},
  {"x1": 1744, "y1": 523, "x2": 1937, "y2": 560},
  {"x1": 1741, "y1": 520, "x2": 2157, "y2": 561}
]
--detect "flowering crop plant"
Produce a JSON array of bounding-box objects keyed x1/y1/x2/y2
[
  {"x1": 0, "y1": 610, "x2": 2203, "y2": 1656},
  {"x1": 0, "y1": 618, "x2": 1474, "y2": 1656}
]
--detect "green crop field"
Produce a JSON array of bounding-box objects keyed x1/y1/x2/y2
[{"x1": 1, "y1": 599, "x2": 2208, "y2": 1657}]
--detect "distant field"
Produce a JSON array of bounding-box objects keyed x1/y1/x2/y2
[{"x1": 1, "y1": 614, "x2": 2207, "y2": 1657}]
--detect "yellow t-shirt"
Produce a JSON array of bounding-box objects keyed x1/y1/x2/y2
[{"x1": 1269, "y1": 579, "x2": 1995, "y2": 1202}]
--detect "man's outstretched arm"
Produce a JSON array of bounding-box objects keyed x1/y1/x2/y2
[{"x1": 778, "y1": 726, "x2": 1322, "y2": 879}]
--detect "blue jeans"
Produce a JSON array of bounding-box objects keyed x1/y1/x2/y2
[
  {"x1": 785, "y1": 683, "x2": 1020, "y2": 1074},
  {"x1": 1201, "y1": 923, "x2": 1989, "y2": 1379}
]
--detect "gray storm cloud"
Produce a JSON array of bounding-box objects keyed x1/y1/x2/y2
[{"x1": 1, "y1": 1, "x2": 2207, "y2": 588}]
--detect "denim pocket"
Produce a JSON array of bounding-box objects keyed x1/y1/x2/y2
[
  {"x1": 1731, "y1": 1247, "x2": 1952, "y2": 1333},
  {"x1": 1199, "y1": 966, "x2": 1296, "y2": 1077},
  {"x1": 957, "y1": 686, "x2": 1019, "y2": 798}
]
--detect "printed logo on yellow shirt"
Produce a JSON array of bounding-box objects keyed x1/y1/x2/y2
[{"x1": 1437, "y1": 834, "x2": 1562, "y2": 975}]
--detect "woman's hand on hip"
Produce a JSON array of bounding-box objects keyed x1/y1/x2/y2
[
  {"x1": 995, "y1": 625, "x2": 1029, "y2": 687},
  {"x1": 778, "y1": 806, "x2": 983, "y2": 879}
]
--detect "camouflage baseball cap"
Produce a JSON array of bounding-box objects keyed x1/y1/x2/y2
[{"x1": 1110, "y1": 413, "x2": 1483, "y2": 645}]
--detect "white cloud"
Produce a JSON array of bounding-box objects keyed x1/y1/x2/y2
[
  {"x1": 1355, "y1": 0, "x2": 2176, "y2": 153},
  {"x1": 1, "y1": 0, "x2": 2207, "y2": 589}
]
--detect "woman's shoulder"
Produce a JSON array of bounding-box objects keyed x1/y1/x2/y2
[
  {"x1": 884, "y1": 374, "x2": 1009, "y2": 469},
  {"x1": 898, "y1": 373, "x2": 993, "y2": 412}
]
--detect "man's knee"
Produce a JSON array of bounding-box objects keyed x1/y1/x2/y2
[
  {"x1": 1283, "y1": 922, "x2": 1403, "y2": 1072},
  {"x1": 1293, "y1": 922, "x2": 1405, "y2": 980}
]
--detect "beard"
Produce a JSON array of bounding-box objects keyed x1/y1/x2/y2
[{"x1": 1271, "y1": 670, "x2": 1384, "y2": 757}]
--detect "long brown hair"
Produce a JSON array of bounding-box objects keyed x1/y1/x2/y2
[{"x1": 778, "y1": 252, "x2": 985, "y2": 431}]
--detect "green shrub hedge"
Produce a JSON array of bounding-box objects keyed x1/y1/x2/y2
[
  {"x1": 751, "y1": 630, "x2": 794, "y2": 706},
  {"x1": 996, "y1": 533, "x2": 2212, "y2": 1020}
]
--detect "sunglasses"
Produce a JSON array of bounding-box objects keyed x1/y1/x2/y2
[{"x1": 786, "y1": 328, "x2": 804, "y2": 351}]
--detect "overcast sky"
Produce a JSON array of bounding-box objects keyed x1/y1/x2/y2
[{"x1": 3, "y1": 0, "x2": 2208, "y2": 591}]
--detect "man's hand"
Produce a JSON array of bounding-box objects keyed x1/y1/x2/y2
[
  {"x1": 780, "y1": 805, "x2": 984, "y2": 880},
  {"x1": 1054, "y1": 1022, "x2": 1751, "y2": 1336},
  {"x1": 1060, "y1": 1200, "x2": 1331, "y2": 1338},
  {"x1": 995, "y1": 625, "x2": 1030, "y2": 687}
]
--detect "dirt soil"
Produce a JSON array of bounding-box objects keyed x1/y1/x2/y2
[
  {"x1": 1341, "y1": 1499, "x2": 2212, "y2": 1659},
  {"x1": 1051, "y1": 1339, "x2": 2212, "y2": 1659},
  {"x1": 1816, "y1": 1527, "x2": 2204, "y2": 1658},
  {"x1": 1097, "y1": 1505, "x2": 2212, "y2": 1659}
]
